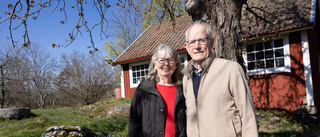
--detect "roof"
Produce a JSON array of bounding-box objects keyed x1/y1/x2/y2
[
  {"x1": 113, "y1": 14, "x2": 192, "y2": 65},
  {"x1": 113, "y1": 0, "x2": 313, "y2": 65},
  {"x1": 241, "y1": 0, "x2": 313, "y2": 37}
]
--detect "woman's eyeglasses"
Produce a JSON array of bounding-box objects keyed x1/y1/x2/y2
[{"x1": 157, "y1": 58, "x2": 175, "y2": 64}]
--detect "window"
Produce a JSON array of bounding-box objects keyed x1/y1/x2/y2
[
  {"x1": 129, "y1": 61, "x2": 149, "y2": 88},
  {"x1": 243, "y1": 36, "x2": 290, "y2": 75},
  {"x1": 179, "y1": 53, "x2": 188, "y2": 68}
]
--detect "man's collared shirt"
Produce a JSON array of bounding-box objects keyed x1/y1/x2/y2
[{"x1": 192, "y1": 62, "x2": 203, "y2": 99}]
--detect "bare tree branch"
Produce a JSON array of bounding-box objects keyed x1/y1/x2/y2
[{"x1": 243, "y1": 2, "x2": 280, "y2": 30}]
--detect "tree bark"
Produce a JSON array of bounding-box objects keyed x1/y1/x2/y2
[{"x1": 188, "y1": 0, "x2": 246, "y2": 65}]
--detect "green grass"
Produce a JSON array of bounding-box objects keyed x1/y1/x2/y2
[
  {"x1": 256, "y1": 109, "x2": 320, "y2": 137},
  {"x1": 1, "y1": 98, "x2": 319, "y2": 137},
  {"x1": 0, "y1": 98, "x2": 132, "y2": 137}
]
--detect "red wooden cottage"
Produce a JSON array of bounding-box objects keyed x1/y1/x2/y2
[{"x1": 112, "y1": 0, "x2": 320, "y2": 115}]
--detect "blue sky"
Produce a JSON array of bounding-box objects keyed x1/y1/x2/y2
[{"x1": 0, "y1": 0, "x2": 119, "y2": 58}]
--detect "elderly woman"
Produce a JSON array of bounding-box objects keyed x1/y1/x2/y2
[{"x1": 129, "y1": 44, "x2": 186, "y2": 137}]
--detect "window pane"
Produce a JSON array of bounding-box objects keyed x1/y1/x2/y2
[
  {"x1": 133, "y1": 78, "x2": 136, "y2": 84},
  {"x1": 132, "y1": 66, "x2": 135, "y2": 71},
  {"x1": 255, "y1": 43, "x2": 263, "y2": 51},
  {"x1": 265, "y1": 41, "x2": 273, "y2": 49},
  {"x1": 137, "y1": 72, "x2": 140, "y2": 77},
  {"x1": 276, "y1": 58, "x2": 284, "y2": 67},
  {"x1": 248, "y1": 62, "x2": 255, "y2": 70},
  {"x1": 257, "y1": 61, "x2": 265, "y2": 69},
  {"x1": 141, "y1": 71, "x2": 145, "y2": 76},
  {"x1": 256, "y1": 51, "x2": 264, "y2": 60},
  {"x1": 146, "y1": 70, "x2": 149, "y2": 75},
  {"x1": 247, "y1": 53, "x2": 255, "y2": 61},
  {"x1": 136, "y1": 65, "x2": 140, "y2": 70},
  {"x1": 137, "y1": 78, "x2": 141, "y2": 83},
  {"x1": 141, "y1": 65, "x2": 145, "y2": 70},
  {"x1": 266, "y1": 59, "x2": 274, "y2": 68},
  {"x1": 275, "y1": 49, "x2": 284, "y2": 57},
  {"x1": 133, "y1": 72, "x2": 136, "y2": 77},
  {"x1": 246, "y1": 44, "x2": 254, "y2": 52},
  {"x1": 274, "y1": 39, "x2": 283, "y2": 47},
  {"x1": 265, "y1": 50, "x2": 273, "y2": 59},
  {"x1": 180, "y1": 57, "x2": 184, "y2": 63},
  {"x1": 145, "y1": 64, "x2": 149, "y2": 69}
]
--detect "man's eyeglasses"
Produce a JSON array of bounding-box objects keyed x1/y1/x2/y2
[
  {"x1": 157, "y1": 58, "x2": 175, "y2": 64},
  {"x1": 186, "y1": 38, "x2": 209, "y2": 47}
]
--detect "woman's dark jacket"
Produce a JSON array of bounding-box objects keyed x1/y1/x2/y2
[{"x1": 129, "y1": 80, "x2": 187, "y2": 137}]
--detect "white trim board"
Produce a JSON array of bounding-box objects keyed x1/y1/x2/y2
[
  {"x1": 301, "y1": 30, "x2": 314, "y2": 106},
  {"x1": 120, "y1": 65, "x2": 125, "y2": 98}
]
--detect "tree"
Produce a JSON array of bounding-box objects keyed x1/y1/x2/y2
[
  {"x1": 186, "y1": 0, "x2": 245, "y2": 61},
  {"x1": 103, "y1": 0, "x2": 149, "y2": 87},
  {"x1": 140, "y1": 0, "x2": 185, "y2": 29},
  {"x1": 103, "y1": 1, "x2": 143, "y2": 61},
  {"x1": 0, "y1": 45, "x2": 16, "y2": 108},
  {"x1": 21, "y1": 44, "x2": 57, "y2": 108},
  {"x1": 56, "y1": 51, "x2": 115, "y2": 105},
  {"x1": 1, "y1": 0, "x2": 141, "y2": 53},
  {"x1": 1, "y1": 0, "x2": 276, "y2": 65},
  {"x1": 0, "y1": 44, "x2": 50, "y2": 108},
  {"x1": 184, "y1": 0, "x2": 284, "y2": 65},
  {"x1": 0, "y1": 0, "x2": 185, "y2": 52},
  {"x1": 2, "y1": 51, "x2": 30, "y2": 108}
]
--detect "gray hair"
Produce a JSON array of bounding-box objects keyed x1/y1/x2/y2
[
  {"x1": 185, "y1": 20, "x2": 212, "y2": 44},
  {"x1": 146, "y1": 44, "x2": 183, "y2": 86}
]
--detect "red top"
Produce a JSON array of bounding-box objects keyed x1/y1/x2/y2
[{"x1": 156, "y1": 84, "x2": 177, "y2": 137}]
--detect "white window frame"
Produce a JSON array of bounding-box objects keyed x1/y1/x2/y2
[
  {"x1": 129, "y1": 60, "x2": 150, "y2": 88},
  {"x1": 242, "y1": 35, "x2": 291, "y2": 76}
]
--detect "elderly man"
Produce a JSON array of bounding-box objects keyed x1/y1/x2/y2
[{"x1": 181, "y1": 21, "x2": 259, "y2": 137}]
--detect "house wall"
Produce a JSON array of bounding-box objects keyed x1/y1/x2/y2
[
  {"x1": 122, "y1": 64, "x2": 136, "y2": 98},
  {"x1": 119, "y1": 31, "x2": 317, "y2": 113},
  {"x1": 249, "y1": 31, "x2": 307, "y2": 112}
]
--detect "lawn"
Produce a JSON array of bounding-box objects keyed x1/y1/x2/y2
[
  {"x1": 0, "y1": 98, "x2": 319, "y2": 137},
  {"x1": 256, "y1": 109, "x2": 320, "y2": 137}
]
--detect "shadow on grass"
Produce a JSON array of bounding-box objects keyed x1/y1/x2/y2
[
  {"x1": 257, "y1": 108, "x2": 320, "y2": 137},
  {"x1": 259, "y1": 120, "x2": 320, "y2": 137},
  {"x1": 260, "y1": 131, "x2": 300, "y2": 137},
  {"x1": 29, "y1": 112, "x2": 37, "y2": 117},
  {"x1": 259, "y1": 131, "x2": 318, "y2": 137}
]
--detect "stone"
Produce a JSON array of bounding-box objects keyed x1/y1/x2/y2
[
  {"x1": 295, "y1": 105, "x2": 319, "y2": 124},
  {"x1": 108, "y1": 104, "x2": 130, "y2": 115},
  {"x1": 295, "y1": 105, "x2": 318, "y2": 115},
  {"x1": 303, "y1": 96, "x2": 307, "y2": 105},
  {"x1": 113, "y1": 104, "x2": 130, "y2": 112},
  {"x1": 0, "y1": 108, "x2": 31, "y2": 119},
  {"x1": 41, "y1": 126, "x2": 97, "y2": 137}
]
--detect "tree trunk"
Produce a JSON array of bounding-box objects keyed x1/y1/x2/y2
[
  {"x1": 39, "y1": 93, "x2": 46, "y2": 109},
  {"x1": 51, "y1": 98, "x2": 58, "y2": 109},
  {"x1": 187, "y1": 0, "x2": 247, "y2": 72},
  {"x1": 0, "y1": 65, "x2": 5, "y2": 108}
]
